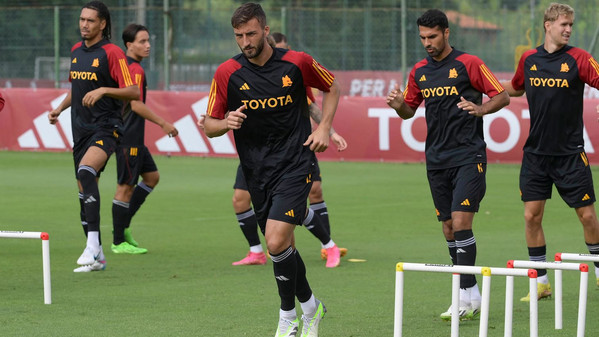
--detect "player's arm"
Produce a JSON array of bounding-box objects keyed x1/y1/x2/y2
[
  {"x1": 458, "y1": 90, "x2": 510, "y2": 117},
  {"x1": 130, "y1": 100, "x2": 178, "y2": 137},
  {"x1": 203, "y1": 105, "x2": 247, "y2": 138},
  {"x1": 48, "y1": 90, "x2": 72, "y2": 125},
  {"x1": 386, "y1": 83, "x2": 416, "y2": 119},
  {"x1": 304, "y1": 79, "x2": 340, "y2": 152},
  {"x1": 82, "y1": 85, "x2": 139, "y2": 108},
  {"x1": 500, "y1": 80, "x2": 525, "y2": 97},
  {"x1": 308, "y1": 102, "x2": 347, "y2": 151}
]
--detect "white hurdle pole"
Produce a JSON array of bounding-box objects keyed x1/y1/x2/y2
[
  {"x1": 0, "y1": 231, "x2": 51, "y2": 304},
  {"x1": 555, "y1": 253, "x2": 597, "y2": 335},
  {"x1": 495, "y1": 267, "x2": 538, "y2": 337},
  {"x1": 395, "y1": 263, "x2": 540, "y2": 337},
  {"x1": 395, "y1": 263, "x2": 490, "y2": 337},
  {"x1": 509, "y1": 260, "x2": 588, "y2": 337}
]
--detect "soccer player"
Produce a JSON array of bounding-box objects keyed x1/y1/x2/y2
[
  {"x1": 203, "y1": 3, "x2": 338, "y2": 336},
  {"x1": 386, "y1": 9, "x2": 509, "y2": 320},
  {"x1": 110, "y1": 23, "x2": 178, "y2": 255},
  {"x1": 502, "y1": 3, "x2": 599, "y2": 300},
  {"x1": 226, "y1": 32, "x2": 348, "y2": 268},
  {"x1": 48, "y1": 1, "x2": 139, "y2": 272}
]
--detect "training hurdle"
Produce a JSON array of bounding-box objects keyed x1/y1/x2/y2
[
  {"x1": 0, "y1": 231, "x2": 51, "y2": 304},
  {"x1": 394, "y1": 262, "x2": 538, "y2": 337},
  {"x1": 509, "y1": 260, "x2": 588, "y2": 337}
]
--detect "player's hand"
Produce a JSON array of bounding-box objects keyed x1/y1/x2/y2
[
  {"x1": 304, "y1": 125, "x2": 329, "y2": 152},
  {"x1": 458, "y1": 96, "x2": 484, "y2": 117},
  {"x1": 48, "y1": 109, "x2": 61, "y2": 125},
  {"x1": 226, "y1": 105, "x2": 247, "y2": 130},
  {"x1": 82, "y1": 87, "x2": 105, "y2": 107},
  {"x1": 386, "y1": 83, "x2": 405, "y2": 110},
  {"x1": 162, "y1": 122, "x2": 178, "y2": 138},
  {"x1": 197, "y1": 114, "x2": 206, "y2": 130},
  {"x1": 330, "y1": 132, "x2": 347, "y2": 152}
]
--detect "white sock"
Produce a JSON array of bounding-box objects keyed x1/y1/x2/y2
[
  {"x1": 322, "y1": 240, "x2": 335, "y2": 249},
  {"x1": 538, "y1": 274, "x2": 549, "y2": 284},
  {"x1": 249, "y1": 244, "x2": 263, "y2": 253},
  {"x1": 469, "y1": 284, "x2": 481, "y2": 309},
  {"x1": 300, "y1": 294, "x2": 317, "y2": 316},
  {"x1": 86, "y1": 231, "x2": 100, "y2": 251},
  {"x1": 280, "y1": 308, "x2": 297, "y2": 321},
  {"x1": 459, "y1": 288, "x2": 470, "y2": 306},
  {"x1": 595, "y1": 267, "x2": 599, "y2": 278}
]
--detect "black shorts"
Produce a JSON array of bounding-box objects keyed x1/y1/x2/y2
[
  {"x1": 427, "y1": 163, "x2": 487, "y2": 221},
  {"x1": 250, "y1": 166, "x2": 315, "y2": 231},
  {"x1": 234, "y1": 160, "x2": 322, "y2": 191},
  {"x1": 72, "y1": 128, "x2": 119, "y2": 178},
  {"x1": 116, "y1": 145, "x2": 158, "y2": 185},
  {"x1": 520, "y1": 152, "x2": 595, "y2": 208}
]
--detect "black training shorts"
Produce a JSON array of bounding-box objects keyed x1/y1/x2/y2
[
  {"x1": 520, "y1": 152, "x2": 595, "y2": 208},
  {"x1": 427, "y1": 163, "x2": 487, "y2": 221},
  {"x1": 116, "y1": 145, "x2": 158, "y2": 186},
  {"x1": 72, "y1": 128, "x2": 119, "y2": 178}
]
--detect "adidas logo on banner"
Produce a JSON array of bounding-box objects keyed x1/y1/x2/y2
[{"x1": 18, "y1": 95, "x2": 238, "y2": 156}]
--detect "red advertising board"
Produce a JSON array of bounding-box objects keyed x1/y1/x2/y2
[{"x1": 2, "y1": 87, "x2": 599, "y2": 164}]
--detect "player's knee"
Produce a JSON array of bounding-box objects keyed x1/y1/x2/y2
[
  {"x1": 114, "y1": 184, "x2": 134, "y2": 201},
  {"x1": 577, "y1": 208, "x2": 599, "y2": 228},
  {"x1": 77, "y1": 165, "x2": 97, "y2": 189},
  {"x1": 523, "y1": 210, "x2": 542, "y2": 226},
  {"x1": 232, "y1": 189, "x2": 251, "y2": 212},
  {"x1": 142, "y1": 172, "x2": 160, "y2": 188},
  {"x1": 309, "y1": 189, "x2": 323, "y2": 203},
  {"x1": 265, "y1": 239, "x2": 288, "y2": 255}
]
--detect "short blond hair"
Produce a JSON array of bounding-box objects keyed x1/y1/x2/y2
[{"x1": 544, "y1": 3, "x2": 574, "y2": 28}]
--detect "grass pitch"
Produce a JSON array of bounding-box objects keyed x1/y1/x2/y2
[{"x1": 0, "y1": 151, "x2": 597, "y2": 336}]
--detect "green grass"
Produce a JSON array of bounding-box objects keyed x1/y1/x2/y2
[{"x1": 0, "y1": 151, "x2": 597, "y2": 336}]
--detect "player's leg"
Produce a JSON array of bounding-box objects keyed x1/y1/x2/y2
[
  {"x1": 303, "y1": 207, "x2": 340, "y2": 268},
  {"x1": 232, "y1": 188, "x2": 266, "y2": 265},
  {"x1": 71, "y1": 143, "x2": 105, "y2": 273},
  {"x1": 111, "y1": 146, "x2": 148, "y2": 254},
  {"x1": 452, "y1": 211, "x2": 481, "y2": 319},
  {"x1": 128, "y1": 148, "x2": 159, "y2": 225},
  {"x1": 111, "y1": 182, "x2": 148, "y2": 254},
  {"x1": 77, "y1": 145, "x2": 109, "y2": 266},
  {"x1": 267, "y1": 173, "x2": 325, "y2": 336},
  {"x1": 451, "y1": 163, "x2": 487, "y2": 318},
  {"x1": 309, "y1": 178, "x2": 347, "y2": 261},
  {"x1": 575, "y1": 205, "x2": 599, "y2": 286},
  {"x1": 520, "y1": 152, "x2": 552, "y2": 301},
  {"x1": 558, "y1": 152, "x2": 599, "y2": 286},
  {"x1": 266, "y1": 219, "x2": 301, "y2": 336},
  {"x1": 232, "y1": 164, "x2": 266, "y2": 266}
]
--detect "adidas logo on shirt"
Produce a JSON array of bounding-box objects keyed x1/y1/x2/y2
[
  {"x1": 530, "y1": 64, "x2": 537, "y2": 71},
  {"x1": 239, "y1": 83, "x2": 250, "y2": 90},
  {"x1": 419, "y1": 75, "x2": 427, "y2": 82}
]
